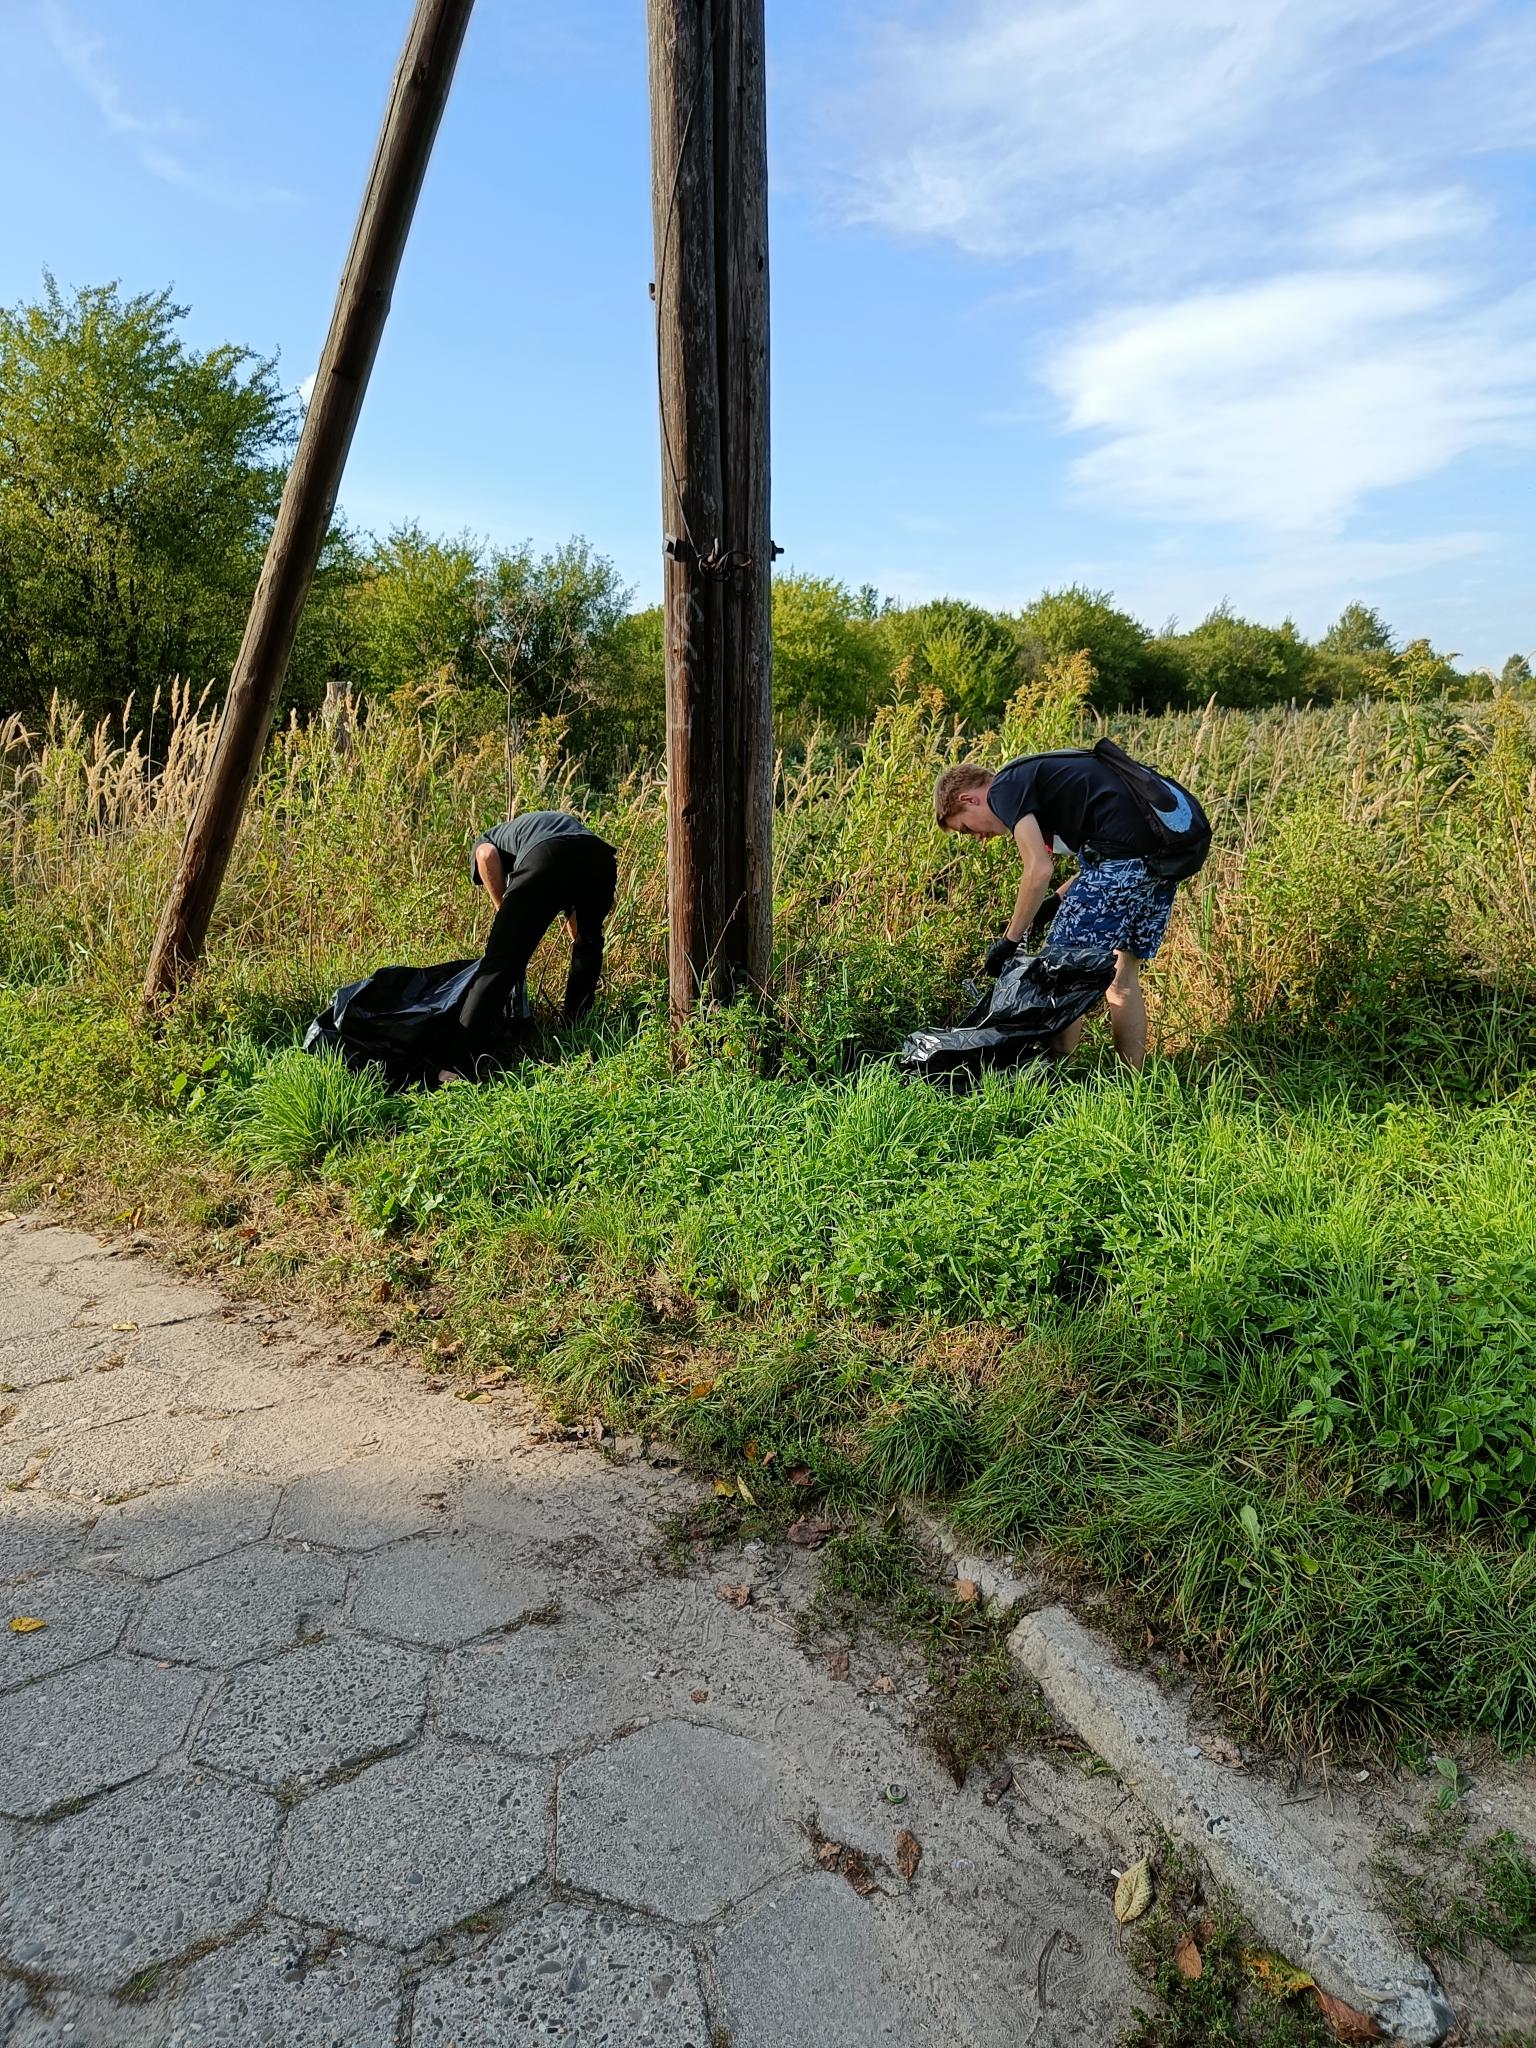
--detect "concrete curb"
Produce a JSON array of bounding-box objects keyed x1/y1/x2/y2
[{"x1": 1008, "y1": 1604, "x2": 1455, "y2": 2045}]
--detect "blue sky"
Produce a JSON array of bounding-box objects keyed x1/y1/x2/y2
[{"x1": 2, "y1": 0, "x2": 1532, "y2": 670}]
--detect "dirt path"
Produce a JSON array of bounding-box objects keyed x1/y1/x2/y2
[{"x1": 0, "y1": 1218, "x2": 1139, "y2": 2046}]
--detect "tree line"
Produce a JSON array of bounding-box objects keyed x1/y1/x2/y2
[{"x1": 3, "y1": 278, "x2": 1529, "y2": 762}]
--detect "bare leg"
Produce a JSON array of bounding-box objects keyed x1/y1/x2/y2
[{"x1": 1104, "y1": 951, "x2": 1148, "y2": 1069}]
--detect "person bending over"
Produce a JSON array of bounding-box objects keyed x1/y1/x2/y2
[
  {"x1": 934, "y1": 753, "x2": 1186, "y2": 1070},
  {"x1": 453, "y1": 809, "x2": 617, "y2": 1070}
]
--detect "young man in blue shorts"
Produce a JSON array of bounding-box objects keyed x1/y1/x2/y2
[{"x1": 934, "y1": 755, "x2": 1185, "y2": 1070}]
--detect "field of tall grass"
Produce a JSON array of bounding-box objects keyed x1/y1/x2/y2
[{"x1": 3, "y1": 674, "x2": 1535, "y2": 1755}]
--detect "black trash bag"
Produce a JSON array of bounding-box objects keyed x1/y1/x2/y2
[
  {"x1": 303, "y1": 959, "x2": 530, "y2": 1090},
  {"x1": 898, "y1": 945, "x2": 1116, "y2": 1088}
]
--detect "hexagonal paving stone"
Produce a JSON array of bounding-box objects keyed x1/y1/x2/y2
[
  {"x1": 557, "y1": 1721, "x2": 799, "y2": 1922},
  {"x1": 165, "y1": 1923, "x2": 402, "y2": 2047},
  {"x1": 0, "y1": 1771, "x2": 279, "y2": 1991},
  {"x1": 1, "y1": 1568, "x2": 136, "y2": 1692},
  {"x1": 130, "y1": 1542, "x2": 346, "y2": 1668},
  {"x1": 1, "y1": 1496, "x2": 96, "y2": 1581},
  {"x1": 411, "y1": 1905, "x2": 709, "y2": 2046},
  {"x1": 11, "y1": 1365, "x2": 183, "y2": 1440},
  {"x1": 274, "y1": 1742, "x2": 547, "y2": 1948},
  {"x1": 2, "y1": 1989, "x2": 173, "y2": 2047},
  {"x1": 0, "y1": 1653, "x2": 205, "y2": 1817},
  {"x1": 0, "y1": 1328, "x2": 114, "y2": 1390},
  {"x1": 43, "y1": 1411, "x2": 229, "y2": 1500},
  {"x1": 437, "y1": 1605, "x2": 667, "y2": 1758},
  {"x1": 714, "y1": 1872, "x2": 908, "y2": 2048},
  {"x1": 86, "y1": 1474, "x2": 281, "y2": 1579},
  {"x1": 350, "y1": 1532, "x2": 549, "y2": 1648},
  {"x1": 192, "y1": 1636, "x2": 430, "y2": 1788},
  {"x1": 274, "y1": 1458, "x2": 458, "y2": 1551}
]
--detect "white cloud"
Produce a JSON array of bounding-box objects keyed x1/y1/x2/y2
[
  {"x1": 1045, "y1": 270, "x2": 1536, "y2": 531},
  {"x1": 297, "y1": 372, "x2": 318, "y2": 407},
  {"x1": 42, "y1": 0, "x2": 297, "y2": 207},
  {"x1": 827, "y1": 1, "x2": 1536, "y2": 562}
]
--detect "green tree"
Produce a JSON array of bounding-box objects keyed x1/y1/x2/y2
[
  {"x1": 1319, "y1": 602, "x2": 1395, "y2": 657},
  {"x1": 0, "y1": 276, "x2": 294, "y2": 721},
  {"x1": 1015, "y1": 585, "x2": 1169, "y2": 709},
  {"x1": 348, "y1": 524, "x2": 481, "y2": 698},
  {"x1": 1154, "y1": 604, "x2": 1317, "y2": 708},
  {"x1": 1499, "y1": 652, "x2": 1533, "y2": 693},
  {"x1": 876, "y1": 597, "x2": 1022, "y2": 724},
  {"x1": 771, "y1": 572, "x2": 890, "y2": 734}
]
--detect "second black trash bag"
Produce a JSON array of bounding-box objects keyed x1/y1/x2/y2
[
  {"x1": 303, "y1": 959, "x2": 531, "y2": 1090},
  {"x1": 897, "y1": 945, "x2": 1116, "y2": 1088}
]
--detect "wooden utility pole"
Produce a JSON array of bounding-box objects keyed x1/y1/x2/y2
[
  {"x1": 143, "y1": 0, "x2": 476, "y2": 1004},
  {"x1": 648, "y1": 0, "x2": 773, "y2": 1023}
]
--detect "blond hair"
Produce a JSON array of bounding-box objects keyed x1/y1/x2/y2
[{"x1": 933, "y1": 763, "x2": 992, "y2": 826}]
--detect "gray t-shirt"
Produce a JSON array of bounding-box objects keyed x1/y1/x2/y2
[{"x1": 470, "y1": 811, "x2": 594, "y2": 887}]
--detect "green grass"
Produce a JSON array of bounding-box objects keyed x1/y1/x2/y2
[{"x1": 3, "y1": 687, "x2": 1536, "y2": 1757}]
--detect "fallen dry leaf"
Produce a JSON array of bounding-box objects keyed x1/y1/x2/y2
[
  {"x1": 736, "y1": 1475, "x2": 756, "y2": 1505},
  {"x1": 1198, "y1": 1733, "x2": 1245, "y2": 1769},
  {"x1": 1314, "y1": 1989, "x2": 1384, "y2": 2042},
  {"x1": 1174, "y1": 1933, "x2": 1203, "y2": 1981},
  {"x1": 1112, "y1": 1858, "x2": 1154, "y2": 1926},
  {"x1": 869, "y1": 1674, "x2": 896, "y2": 1695},
  {"x1": 111, "y1": 1322, "x2": 138, "y2": 1333},
  {"x1": 895, "y1": 1829, "x2": 922, "y2": 1883},
  {"x1": 827, "y1": 1648, "x2": 850, "y2": 1682},
  {"x1": 816, "y1": 1838, "x2": 844, "y2": 1871},
  {"x1": 983, "y1": 1771, "x2": 1014, "y2": 1806},
  {"x1": 429, "y1": 1336, "x2": 462, "y2": 1360},
  {"x1": 0, "y1": 1210, "x2": 18, "y2": 1224},
  {"x1": 786, "y1": 1517, "x2": 835, "y2": 1548},
  {"x1": 689, "y1": 1687, "x2": 710, "y2": 1704},
  {"x1": 954, "y1": 1576, "x2": 979, "y2": 1603},
  {"x1": 374, "y1": 1279, "x2": 394, "y2": 1303},
  {"x1": 8, "y1": 1617, "x2": 46, "y2": 1634},
  {"x1": 841, "y1": 1848, "x2": 880, "y2": 1897},
  {"x1": 717, "y1": 1582, "x2": 752, "y2": 1609},
  {"x1": 787, "y1": 1463, "x2": 813, "y2": 1486},
  {"x1": 713, "y1": 1478, "x2": 734, "y2": 1498},
  {"x1": 1240, "y1": 1949, "x2": 1315, "y2": 2000}
]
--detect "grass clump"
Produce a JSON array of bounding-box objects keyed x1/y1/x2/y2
[{"x1": 230, "y1": 1047, "x2": 398, "y2": 1173}]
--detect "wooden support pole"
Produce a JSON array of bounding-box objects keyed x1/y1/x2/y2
[
  {"x1": 647, "y1": 0, "x2": 772, "y2": 1025},
  {"x1": 143, "y1": 0, "x2": 476, "y2": 1005}
]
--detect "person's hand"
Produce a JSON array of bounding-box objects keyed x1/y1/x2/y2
[{"x1": 983, "y1": 935, "x2": 1019, "y2": 978}]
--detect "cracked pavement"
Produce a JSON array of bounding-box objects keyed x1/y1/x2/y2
[{"x1": 0, "y1": 1219, "x2": 1137, "y2": 2045}]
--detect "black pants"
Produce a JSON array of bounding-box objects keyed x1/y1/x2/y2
[{"x1": 456, "y1": 837, "x2": 617, "y2": 1062}]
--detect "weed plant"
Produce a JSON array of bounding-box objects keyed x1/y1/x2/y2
[{"x1": 2, "y1": 677, "x2": 1535, "y2": 1753}]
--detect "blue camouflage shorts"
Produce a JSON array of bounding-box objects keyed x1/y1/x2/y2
[{"x1": 1048, "y1": 857, "x2": 1178, "y2": 962}]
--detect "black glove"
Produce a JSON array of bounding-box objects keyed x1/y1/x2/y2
[
  {"x1": 1029, "y1": 890, "x2": 1062, "y2": 945},
  {"x1": 983, "y1": 935, "x2": 1019, "y2": 978}
]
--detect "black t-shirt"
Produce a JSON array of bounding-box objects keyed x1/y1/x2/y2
[
  {"x1": 470, "y1": 811, "x2": 595, "y2": 886},
  {"x1": 986, "y1": 752, "x2": 1153, "y2": 858}
]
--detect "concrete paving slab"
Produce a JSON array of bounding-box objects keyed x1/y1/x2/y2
[
  {"x1": 436, "y1": 1601, "x2": 670, "y2": 1758},
  {"x1": 350, "y1": 1531, "x2": 549, "y2": 1648},
  {"x1": 42, "y1": 1410, "x2": 229, "y2": 1500},
  {"x1": 0, "y1": 1294, "x2": 93, "y2": 1343},
  {"x1": 193, "y1": 1635, "x2": 430, "y2": 1788},
  {"x1": 69, "y1": 1279, "x2": 224, "y2": 1333},
  {"x1": 0, "y1": 1652, "x2": 206, "y2": 1816},
  {"x1": 0, "y1": 1221, "x2": 111, "y2": 1271},
  {"x1": 716, "y1": 1872, "x2": 907, "y2": 2048},
  {"x1": 0, "y1": 1496, "x2": 96, "y2": 1580},
  {"x1": 1, "y1": 1567, "x2": 136, "y2": 1691},
  {"x1": 557, "y1": 1720, "x2": 800, "y2": 1922},
  {"x1": 173, "y1": 1361, "x2": 310, "y2": 1414},
  {"x1": 0, "y1": 1771, "x2": 279, "y2": 1991},
  {"x1": 130, "y1": 1542, "x2": 346, "y2": 1667},
  {"x1": 85, "y1": 1474, "x2": 282, "y2": 1579},
  {"x1": 164, "y1": 1922, "x2": 403, "y2": 2047},
  {"x1": 274, "y1": 1743, "x2": 547, "y2": 1948},
  {"x1": 274, "y1": 1458, "x2": 460, "y2": 1551},
  {"x1": 410, "y1": 1905, "x2": 710, "y2": 2047}
]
